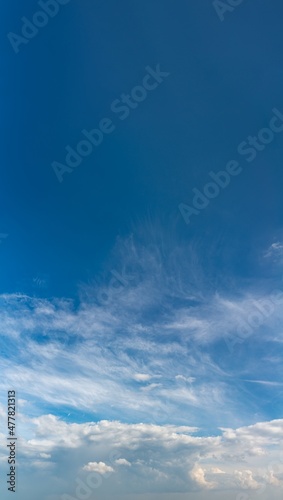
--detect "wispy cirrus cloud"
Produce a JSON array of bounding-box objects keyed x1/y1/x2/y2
[
  {"x1": 264, "y1": 241, "x2": 283, "y2": 260},
  {"x1": 0, "y1": 233, "x2": 283, "y2": 431}
]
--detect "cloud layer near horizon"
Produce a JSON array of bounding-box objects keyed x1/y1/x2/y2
[{"x1": 1, "y1": 410, "x2": 283, "y2": 499}]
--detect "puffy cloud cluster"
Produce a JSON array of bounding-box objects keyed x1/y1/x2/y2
[
  {"x1": 0, "y1": 410, "x2": 282, "y2": 499},
  {"x1": 82, "y1": 462, "x2": 114, "y2": 474}
]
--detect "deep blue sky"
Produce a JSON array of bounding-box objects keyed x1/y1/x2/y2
[{"x1": 2, "y1": 0, "x2": 283, "y2": 298}]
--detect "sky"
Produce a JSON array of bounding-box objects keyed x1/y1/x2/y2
[{"x1": 1, "y1": 0, "x2": 283, "y2": 498}]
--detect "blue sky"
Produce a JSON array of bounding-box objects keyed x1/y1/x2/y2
[{"x1": 1, "y1": 0, "x2": 283, "y2": 498}]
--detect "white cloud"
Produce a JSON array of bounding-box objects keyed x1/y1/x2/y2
[
  {"x1": 264, "y1": 470, "x2": 281, "y2": 486},
  {"x1": 134, "y1": 374, "x2": 152, "y2": 382},
  {"x1": 264, "y1": 241, "x2": 283, "y2": 259},
  {"x1": 0, "y1": 233, "x2": 283, "y2": 499},
  {"x1": 175, "y1": 375, "x2": 196, "y2": 383},
  {"x1": 6, "y1": 413, "x2": 282, "y2": 496},
  {"x1": 0, "y1": 279, "x2": 282, "y2": 431},
  {"x1": 140, "y1": 383, "x2": 162, "y2": 391},
  {"x1": 190, "y1": 465, "x2": 217, "y2": 489},
  {"x1": 115, "y1": 458, "x2": 131, "y2": 466},
  {"x1": 210, "y1": 467, "x2": 225, "y2": 474},
  {"x1": 234, "y1": 469, "x2": 260, "y2": 490},
  {"x1": 82, "y1": 461, "x2": 114, "y2": 474}
]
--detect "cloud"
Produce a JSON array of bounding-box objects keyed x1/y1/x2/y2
[
  {"x1": 190, "y1": 465, "x2": 216, "y2": 489},
  {"x1": 133, "y1": 374, "x2": 152, "y2": 382},
  {"x1": 264, "y1": 470, "x2": 281, "y2": 486},
  {"x1": 0, "y1": 232, "x2": 283, "y2": 499},
  {"x1": 175, "y1": 375, "x2": 195, "y2": 383},
  {"x1": 0, "y1": 238, "x2": 283, "y2": 431},
  {"x1": 210, "y1": 467, "x2": 225, "y2": 474},
  {"x1": 3, "y1": 413, "x2": 281, "y2": 499},
  {"x1": 234, "y1": 469, "x2": 260, "y2": 490},
  {"x1": 82, "y1": 461, "x2": 114, "y2": 474},
  {"x1": 264, "y1": 241, "x2": 283, "y2": 259},
  {"x1": 115, "y1": 458, "x2": 131, "y2": 466},
  {"x1": 140, "y1": 383, "x2": 162, "y2": 392}
]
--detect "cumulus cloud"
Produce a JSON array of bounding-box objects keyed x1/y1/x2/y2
[
  {"x1": 234, "y1": 469, "x2": 260, "y2": 490},
  {"x1": 115, "y1": 458, "x2": 131, "y2": 466},
  {"x1": 210, "y1": 467, "x2": 225, "y2": 474},
  {"x1": 0, "y1": 410, "x2": 280, "y2": 499},
  {"x1": 190, "y1": 465, "x2": 216, "y2": 489},
  {"x1": 82, "y1": 461, "x2": 114, "y2": 474}
]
